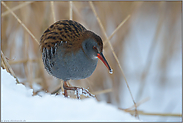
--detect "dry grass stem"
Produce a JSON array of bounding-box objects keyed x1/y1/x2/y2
[
  {"x1": 50, "y1": 1, "x2": 56, "y2": 22},
  {"x1": 1, "y1": 1, "x2": 34, "y2": 16},
  {"x1": 69, "y1": 1, "x2": 73, "y2": 20},
  {"x1": 20, "y1": 78, "x2": 42, "y2": 84},
  {"x1": 1, "y1": 1, "x2": 39, "y2": 45},
  {"x1": 23, "y1": 32, "x2": 30, "y2": 86},
  {"x1": 38, "y1": 57, "x2": 49, "y2": 92},
  {"x1": 103, "y1": 15, "x2": 131, "y2": 47},
  {"x1": 124, "y1": 97, "x2": 150, "y2": 111},
  {"x1": 89, "y1": 1, "x2": 137, "y2": 115},
  {"x1": 136, "y1": 2, "x2": 165, "y2": 100},
  {"x1": 72, "y1": 3, "x2": 84, "y2": 21},
  {"x1": 122, "y1": 109, "x2": 182, "y2": 117},
  {"x1": 92, "y1": 88, "x2": 112, "y2": 95},
  {"x1": 60, "y1": 80, "x2": 64, "y2": 94},
  {"x1": 8, "y1": 59, "x2": 38, "y2": 65},
  {"x1": 1, "y1": 51, "x2": 20, "y2": 84},
  {"x1": 89, "y1": 2, "x2": 107, "y2": 40},
  {"x1": 1, "y1": 51, "x2": 10, "y2": 74}
]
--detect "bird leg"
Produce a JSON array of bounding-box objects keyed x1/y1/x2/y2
[
  {"x1": 63, "y1": 81, "x2": 95, "y2": 99},
  {"x1": 64, "y1": 88, "x2": 68, "y2": 97}
]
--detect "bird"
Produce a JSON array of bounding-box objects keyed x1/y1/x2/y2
[{"x1": 40, "y1": 20, "x2": 113, "y2": 99}]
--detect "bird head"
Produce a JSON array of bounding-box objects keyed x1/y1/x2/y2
[{"x1": 82, "y1": 31, "x2": 113, "y2": 74}]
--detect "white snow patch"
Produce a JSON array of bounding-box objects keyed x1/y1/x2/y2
[
  {"x1": 1, "y1": 68, "x2": 140, "y2": 122},
  {"x1": 32, "y1": 83, "x2": 42, "y2": 92}
]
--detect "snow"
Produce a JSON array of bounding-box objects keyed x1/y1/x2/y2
[{"x1": 1, "y1": 68, "x2": 139, "y2": 122}]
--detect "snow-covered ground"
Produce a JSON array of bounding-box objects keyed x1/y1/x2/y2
[{"x1": 1, "y1": 68, "x2": 139, "y2": 122}]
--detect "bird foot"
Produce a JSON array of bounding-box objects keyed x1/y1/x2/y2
[
  {"x1": 75, "y1": 87, "x2": 95, "y2": 99},
  {"x1": 63, "y1": 81, "x2": 95, "y2": 99}
]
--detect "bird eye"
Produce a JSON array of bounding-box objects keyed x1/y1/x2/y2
[
  {"x1": 93, "y1": 46, "x2": 98, "y2": 53},
  {"x1": 93, "y1": 46, "x2": 97, "y2": 50},
  {"x1": 93, "y1": 46, "x2": 98, "y2": 51}
]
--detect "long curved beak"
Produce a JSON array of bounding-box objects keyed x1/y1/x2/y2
[{"x1": 97, "y1": 52, "x2": 113, "y2": 74}]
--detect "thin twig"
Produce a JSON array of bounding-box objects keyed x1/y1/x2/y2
[
  {"x1": 89, "y1": 1, "x2": 138, "y2": 116},
  {"x1": 2, "y1": 1, "x2": 39, "y2": 44},
  {"x1": 1, "y1": 1, "x2": 34, "y2": 16},
  {"x1": 50, "y1": 1, "x2": 56, "y2": 22}
]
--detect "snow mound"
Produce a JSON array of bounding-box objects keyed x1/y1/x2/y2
[{"x1": 1, "y1": 68, "x2": 140, "y2": 122}]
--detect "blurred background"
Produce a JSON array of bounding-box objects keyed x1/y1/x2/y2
[{"x1": 1, "y1": 1, "x2": 182, "y2": 121}]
